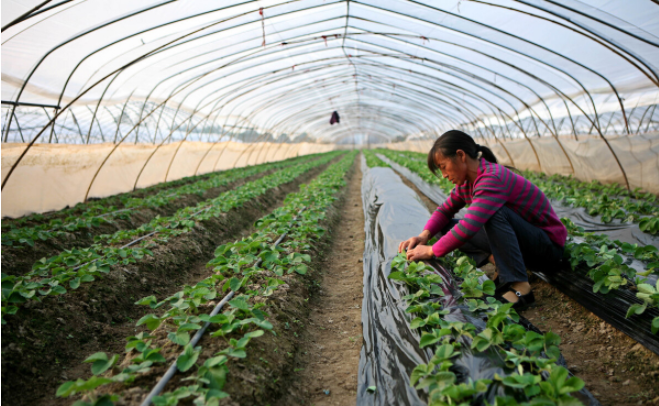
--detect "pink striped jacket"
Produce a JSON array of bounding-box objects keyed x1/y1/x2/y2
[{"x1": 424, "y1": 159, "x2": 567, "y2": 258}]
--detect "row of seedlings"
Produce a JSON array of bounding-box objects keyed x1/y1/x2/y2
[
  {"x1": 520, "y1": 171, "x2": 658, "y2": 234},
  {"x1": 561, "y1": 220, "x2": 659, "y2": 335},
  {"x1": 362, "y1": 149, "x2": 391, "y2": 168},
  {"x1": 376, "y1": 149, "x2": 453, "y2": 194},
  {"x1": 1, "y1": 152, "x2": 342, "y2": 322},
  {"x1": 1, "y1": 153, "x2": 324, "y2": 248},
  {"x1": 380, "y1": 149, "x2": 658, "y2": 234},
  {"x1": 388, "y1": 253, "x2": 588, "y2": 405},
  {"x1": 521, "y1": 171, "x2": 657, "y2": 205},
  {"x1": 55, "y1": 151, "x2": 357, "y2": 406}
]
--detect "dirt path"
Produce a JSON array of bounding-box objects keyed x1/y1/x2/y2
[
  {"x1": 392, "y1": 167, "x2": 659, "y2": 406},
  {"x1": 278, "y1": 156, "x2": 365, "y2": 406}
]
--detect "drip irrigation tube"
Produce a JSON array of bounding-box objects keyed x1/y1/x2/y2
[{"x1": 139, "y1": 206, "x2": 307, "y2": 406}]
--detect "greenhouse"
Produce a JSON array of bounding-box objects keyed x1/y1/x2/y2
[{"x1": 1, "y1": 1, "x2": 658, "y2": 405}]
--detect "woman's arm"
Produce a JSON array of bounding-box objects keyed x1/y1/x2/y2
[
  {"x1": 399, "y1": 188, "x2": 466, "y2": 261},
  {"x1": 431, "y1": 174, "x2": 510, "y2": 257}
]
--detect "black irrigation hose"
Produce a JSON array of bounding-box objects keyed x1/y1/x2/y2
[{"x1": 139, "y1": 206, "x2": 307, "y2": 406}]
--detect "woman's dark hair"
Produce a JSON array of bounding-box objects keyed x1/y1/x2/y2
[{"x1": 427, "y1": 130, "x2": 498, "y2": 175}]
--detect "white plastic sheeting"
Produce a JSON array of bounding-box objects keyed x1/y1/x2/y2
[
  {"x1": 0, "y1": 141, "x2": 339, "y2": 218},
  {"x1": 383, "y1": 132, "x2": 659, "y2": 195}
]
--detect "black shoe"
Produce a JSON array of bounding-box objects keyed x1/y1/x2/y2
[{"x1": 498, "y1": 289, "x2": 535, "y2": 311}]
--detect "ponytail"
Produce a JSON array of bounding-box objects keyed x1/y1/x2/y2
[
  {"x1": 475, "y1": 143, "x2": 498, "y2": 164},
  {"x1": 427, "y1": 130, "x2": 497, "y2": 175}
]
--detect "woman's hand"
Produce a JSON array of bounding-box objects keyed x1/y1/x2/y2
[
  {"x1": 406, "y1": 244, "x2": 434, "y2": 261},
  {"x1": 398, "y1": 230, "x2": 431, "y2": 254}
]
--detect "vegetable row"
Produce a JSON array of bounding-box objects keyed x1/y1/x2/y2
[
  {"x1": 389, "y1": 253, "x2": 586, "y2": 406},
  {"x1": 55, "y1": 151, "x2": 357, "y2": 406},
  {"x1": 362, "y1": 149, "x2": 391, "y2": 168},
  {"x1": 1, "y1": 152, "x2": 341, "y2": 323}
]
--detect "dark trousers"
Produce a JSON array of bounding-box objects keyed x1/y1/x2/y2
[{"x1": 441, "y1": 206, "x2": 564, "y2": 284}]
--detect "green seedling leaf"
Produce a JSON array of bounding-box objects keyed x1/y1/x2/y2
[
  {"x1": 83, "y1": 352, "x2": 119, "y2": 376},
  {"x1": 229, "y1": 277, "x2": 242, "y2": 292},
  {"x1": 135, "y1": 295, "x2": 158, "y2": 308},
  {"x1": 168, "y1": 331, "x2": 190, "y2": 346},
  {"x1": 69, "y1": 277, "x2": 81, "y2": 289},
  {"x1": 228, "y1": 297, "x2": 250, "y2": 311},
  {"x1": 136, "y1": 314, "x2": 162, "y2": 330},
  {"x1": 56, "y1": 377, "x2": 113, "y2": 398},
  {"x1": 176, "y1": 344, "x2": 200, "y2": 372}
]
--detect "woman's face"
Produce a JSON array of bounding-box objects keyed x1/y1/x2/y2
[{"x1": 434, "y1": 150, "x2": 468, "y2": 186}]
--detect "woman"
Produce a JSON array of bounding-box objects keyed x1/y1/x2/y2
[{"x1": 398, "y1": 130, "x2": 567, "y2": 309}]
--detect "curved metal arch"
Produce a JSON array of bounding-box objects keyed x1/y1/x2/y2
[
  {"x1": 348, "y1": 38, "x2": 575, "y2": 172},
  {"x1": 472, "y1": 0, "x2": 659, "y2": 87},
  {"x1": 358, "y1": 0, "x2": 636, "y2": 139},
  {"x1": 2, "y1": 0, "x2": 182, "y2": 141},
  {"x1": 536, "y1": 0, "x2": 659, "y2": 47}
]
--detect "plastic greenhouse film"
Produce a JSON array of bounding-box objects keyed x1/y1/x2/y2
[
  {"x1": 377, "y1": 154, "x2": 658, "y2": 249},
  {"x1": 376, "y1": 154, "x2": 449, "y2": 207},
  {"x1": 359, "y1": 155, "x2": 600, "y2": 406},
  {"x1": 358, "y1": 155, "x2": 431, "y2": 406}
]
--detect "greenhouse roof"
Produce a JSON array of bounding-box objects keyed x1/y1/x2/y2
[{"x1": 2, "y1": 0, "x2": 659, "y2": 146}]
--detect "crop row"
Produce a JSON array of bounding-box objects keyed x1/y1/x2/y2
[
  {"x1": 562, "y1": 220, "x2": 659, "y2": 334},
  {"x1": 377, "y1": 149, "x2": 659, "y2": 334},
  {"x1": 362, "y1": 149, "x2": 391, "y2": 168},
  {"x1": 55, "y1": 151, "x2": 357, "y2": 406},
  {"x1": 526, "y1": 171, "x2": 657, "y2": 205},
  {"x1": 520, "y1": 171, "x2": 658, "y2": 233},
  {"x1": 1, "y1": 154, "x2": 320, "y2": 248},
  {"x1": 1, "y1": 153, "x2": 342, "y2": 323},
  {"x1": 388, "y1": 253, "x2": 585, "y2": 405},
  {"x1": 379, "y1": 149, "x2": 659, "y2": 234}
]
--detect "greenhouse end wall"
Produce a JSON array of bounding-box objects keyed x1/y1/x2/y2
[
  {"x1": 384, "y1": 133, "x2": 659, "y2": 196},
  {"x1": 0, "y1": 141, "x2": 339, "y2": 218}
]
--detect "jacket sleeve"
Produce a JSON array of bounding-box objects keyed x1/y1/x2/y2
[
  {"x1": 431, "y1": 174, "x2": 510, "y2": 257},
  {"x1": 423, "y1": 187, "x2": 465, "y2": 237}
]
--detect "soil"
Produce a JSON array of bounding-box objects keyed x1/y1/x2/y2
[
  {"x1": 393, "y1": 166, "x2": 659, "y2": 406},
  {"x1": 274, "y1": 155, "x2": 366, "y2": 406},
  {"x1": 1, "y1": 159, "x2": 335, "y2": 406},
  {"x1": 522, "y1": 280, "x2": 659, "y2": 406},
  {"x1": 1, "y1": 167, "x2": 282, "y2": 277}
]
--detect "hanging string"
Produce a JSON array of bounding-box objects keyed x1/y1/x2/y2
[{"x1": 259, "y1": 7, "x2": 265, "y2": 47}]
